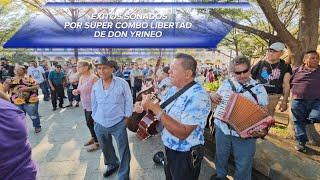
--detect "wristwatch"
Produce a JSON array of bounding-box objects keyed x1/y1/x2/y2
[{"x1": 155, "y1": 110, "x2": 165, "y2": 120}]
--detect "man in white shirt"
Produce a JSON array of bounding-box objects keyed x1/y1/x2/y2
[{"x1": 28, "y1": 60, "x2": 50, "y2": 101}]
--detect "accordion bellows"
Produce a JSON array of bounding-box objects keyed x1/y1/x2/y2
[{"x1": 214, "y1": 91, "x2": 275, "y2": 138}]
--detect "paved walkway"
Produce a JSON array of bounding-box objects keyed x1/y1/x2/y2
[{"x1": 26, "y1": 98, "x2": 216, "y2": 180}]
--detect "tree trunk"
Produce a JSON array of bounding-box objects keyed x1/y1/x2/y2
[{"x1": 298, "y1": 0, "x2": 320, "y2": 54}]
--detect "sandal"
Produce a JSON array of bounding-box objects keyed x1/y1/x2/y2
[
  {"x1": 87, "y1": 143, "x2": 99, "y2": 152},
  {"x1": 84, "y1": 138, "x2": 95, "y2": 146},
  {"x1": 35, "y1": 128, "x2": 41, "y2": 133}
]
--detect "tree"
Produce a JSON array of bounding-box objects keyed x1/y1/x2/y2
[
  {"x1": 0, "y1": 1, "x2": 31, "y2": 57},
  {"x1": 208, "y1": 0, "x2": 319, "y2": 66},
  {"x1": 12, "y1": 51, "x2": 36, "y2": 64}
]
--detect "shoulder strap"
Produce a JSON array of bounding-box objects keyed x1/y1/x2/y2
[
  {"x1": 160, "y1": 81, "x2": 196, "y2": 109},
  {"x1": 227, "y1": 79, "x2": 237, "y2": 92},
  {"x1": 239, "y1": 82, "x2": 259, "y2": 103}
]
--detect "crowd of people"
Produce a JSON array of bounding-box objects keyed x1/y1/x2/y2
[{"x1": 0, "y1": 44, "x2": 320, "y2": 180}]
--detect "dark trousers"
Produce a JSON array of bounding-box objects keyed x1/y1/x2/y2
[
  {"x1": 51, "y1": 85, "x2": 64, "y2": 108},
  {"x1": 39, "y1": 81, "x2": 50, "y2": 100},
  {"x1": 84, "y1": 110, "x2": 98, "y2": 142},
  {"x1": 67, "y1": 84, "x2": 80, "y2": 103},
  {"x1": 125, "y1": 79, "x2": 131, "y2": 89},
  {"x1": 132, "y1": 85, "x2": 141, "y2": 103},
  {"x1": 164, "y1": 146, "x2": 204, "y2": 180}
]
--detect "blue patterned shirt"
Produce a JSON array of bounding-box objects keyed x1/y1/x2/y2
[
  {"x1": 214, "y1": 78, "x2": 269, "y2": 137},
  {"x1": 91, "y1": 76, "x2": 133, "y2": 128},
  {"x1": 161, "y1": 82, "x2": 211, "y2": 152}
]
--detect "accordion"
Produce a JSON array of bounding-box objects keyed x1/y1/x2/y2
[{"x1": 213, "y1": 90, "x2": 275, "y2": 138}]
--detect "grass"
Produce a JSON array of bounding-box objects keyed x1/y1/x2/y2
[{"x1": 269, "y1": 123, "x2": 292, "y2": 139}]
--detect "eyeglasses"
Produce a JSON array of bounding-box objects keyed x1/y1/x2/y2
[
  {"x1": 234, "y1": 68, "x2": 250, "y2": 75},
  {"x1": 267, "y1": 49, "x2": 279, "y2": 53}
]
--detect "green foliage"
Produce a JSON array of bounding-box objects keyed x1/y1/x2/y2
[
  {"x1": 269, "y1": 124, "x2": 292, "y2": 139},
  {"x1": 11, "y1": 51, "x2": 36, "y2": 64},
  {"x1": 203, "y1": 80, "x2": 221, "y2": 92},
  {"x1": 0, "y1": 1, "x2": 31, "y2": 56},
  {"x1": 194, "y1": 0, "x2": 303, "y2": 59}
]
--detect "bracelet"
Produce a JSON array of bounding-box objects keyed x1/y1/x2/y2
[{"x1": 155, "y1": 109, "x2": 164, "y2": 120}]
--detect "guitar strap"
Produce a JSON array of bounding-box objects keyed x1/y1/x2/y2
[{"x1": 159, "y1": 81, "x2": 196, "y2": 109}]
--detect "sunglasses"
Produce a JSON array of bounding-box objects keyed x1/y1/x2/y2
[
  {"x1": 234, "y1": 68, "x2": 250, "y2": 75},
  {"x1": 267, "y1": 49, "x2": 279, "y2": 53}
]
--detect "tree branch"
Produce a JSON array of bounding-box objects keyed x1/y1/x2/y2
[
  {"x1": 256, "y1": 0, "x2": 299, "y2": 48},
  {"x1": 208, "y1": 9, "x2": 278, "y2": 43}
]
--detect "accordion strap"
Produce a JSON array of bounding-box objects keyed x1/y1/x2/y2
[
  {"x1": 228, "y1": 79, "x2": 259, "y2": 103},
  {"x1": 239, "y1": 83, "x2": 259, "y2": 103}
]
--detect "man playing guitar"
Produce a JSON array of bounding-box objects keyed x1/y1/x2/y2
[{"x1": 136, "y1": 53, "x2": 211, "y2": 180}]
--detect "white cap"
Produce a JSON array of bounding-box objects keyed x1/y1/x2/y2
[{"x1": 268, "y1": 42, "x2": 285, "y2": 52}]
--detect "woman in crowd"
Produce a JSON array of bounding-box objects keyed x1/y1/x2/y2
[
  {"x1": 66, "y1": 65, "x2": 80, "y2": 107},
  {"x1": 3, "y1": 65, "x2": 41, "y2": 133},
  {"x1": 73, "y1": 61, "x2": 99, "y2": 152},
  {"x1": 206, "y1": 69, "x2": 216, "y2": 83}
]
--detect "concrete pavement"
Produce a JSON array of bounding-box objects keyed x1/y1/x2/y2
[{"x1": 26, "y1": 98, "x2": 216, "y2": 180}]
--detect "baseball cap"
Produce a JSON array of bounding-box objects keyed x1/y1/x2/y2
[
  {"x1": 268, "y1": 42, "x2": 285, "y2": 52},
  {"x1": 0, "y1": 57, "x2": 8, "y2": 61},
  {"x1": 162, "y1": 66, "x2": 170, "y2": 74},
  {"x1": 94, "y1": 56, "x2": 119, "y2": 70}
]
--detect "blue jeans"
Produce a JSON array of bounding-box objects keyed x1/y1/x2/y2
[
  {"x1": 215, "y1": 127, "x2": 256, "y2": 180},
  {"x1": 94, "y1": 121, "x2": 130, "y2": 180},
  {"x1": 291, "y1": 99, "x2": 320, "y2": 143},
  {"x1": 18, "y1": 103, "x2": 41, "y2": 128},
  {"x1": 39, "y1": 81, "x2": 50, "y2": 100}
]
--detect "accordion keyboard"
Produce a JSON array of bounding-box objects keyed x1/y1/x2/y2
[{"x1": 214, "y1": 92, "x2": 230, "y2": 119}]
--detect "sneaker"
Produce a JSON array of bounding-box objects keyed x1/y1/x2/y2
[
  {"x1": 103, "y1": 165, "x2": 119, "y2": 177},
  {"x1": 210, "y1": 173, "x2": 228, "y2": 180},
  {"x1": 295, "y1": 142, "x2": 307, "y2": 153},
  {"x1": 35, "y1": 127, "x2": 41, "y2": 133},
  {"x1": 53, "y1": 107, "x2": 57, "y2": 111}
]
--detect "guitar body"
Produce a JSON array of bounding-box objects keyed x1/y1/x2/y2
[
  {"x1": 136, "y1": 112, "x2": 160, "y2": 140},
  {"x1": 126, "y1": 111, "x2": 146, "y2": 132},
  {"x1": 126, "y1": 55, "x2": 163, "y2": 139},
  {"x1": 125, "y1": 86, "x2": 155, "y2": 132}
]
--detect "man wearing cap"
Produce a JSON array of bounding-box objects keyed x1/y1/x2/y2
[
  {"x1": 48, "y1": 64, "x2": 66, "y2": 111},
  {"x1": 91, "y1": 56, "x2": 133, "y2": 179},
  {"x1": 251, "y1": 42, "x2": 292, "y2": 116},
  {"x1": 0, "y1": 57, "x2": 14, "y2": 82}
]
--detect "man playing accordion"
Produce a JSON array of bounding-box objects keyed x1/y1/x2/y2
[{"x1": 211, "y1": 55, "x2": 269, "y2": 180}]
